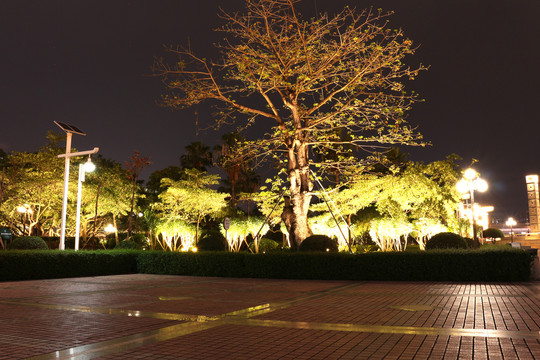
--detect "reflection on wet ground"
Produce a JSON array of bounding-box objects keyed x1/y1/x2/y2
[{"x1": 0, "y1": 274, "x2": 538, "y2": 359}]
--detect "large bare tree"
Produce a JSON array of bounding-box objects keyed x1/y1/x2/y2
[{"x1": 154, "y1": 0, "x2": 425, "y2": 246}]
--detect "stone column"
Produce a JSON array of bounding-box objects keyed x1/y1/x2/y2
[{"x1": 526, "y1": 175, "x2": 540, "y2": 232}]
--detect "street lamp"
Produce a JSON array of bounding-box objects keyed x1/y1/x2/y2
[
  {"x1": 55, "y1": 121, "x2": 99, "y2": 250},
  {"x1": 17, "y1": 204, "x2": 33, "y2": 235},
  {"x1": 457, "y1": 168, "x2": 488, "y2": 248},
  {"x1": 506, "y1": 217, "x2": 517, "y2": 243},
  {"x1": 104, "y1": 224, "x2": 116, "y2": 233},
  {"x1": 74, "y1": 156, "x2": 96, "y2": 251}
]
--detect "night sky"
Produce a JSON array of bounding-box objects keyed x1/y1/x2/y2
[{"x1": 1, "y1": 0, "x2": 539, "y2": 220}]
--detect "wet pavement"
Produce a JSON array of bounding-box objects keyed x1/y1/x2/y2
[{"x1": 0, "y1": 274, "x2": 539, "y2": 359}]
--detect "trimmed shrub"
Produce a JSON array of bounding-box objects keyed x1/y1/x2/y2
[
  {"x1": 0, "y1": 248, "x2": 532, "y2": 282},
  {"x1": 463, "y1": 237, "x2": 475, "y2": 248},
  {"x1": 299, "y1": 234, "x2": 338, "y2": 252},
  {"x1": 264, "y1": 227, "x2": 286, "y2": 244},
  {"x1": 249, "y1": 238, "x2": 281, "y2": 253},
  {"x1": 9, "y1": 236, "x2": 48, "y2": 250},
  {"x1": 198, "y1": 230, "x2": 228, "y2": 251},
  {"x1": 114, "y1": 240, "x2": 141, "y2": 250},
  {"x1": 426, "y1": 232, "x2": 468, "y2": 250},
  {"x1": 483, "y1": 228, "x2": 504, "y2": 239},
  {"x1": 0, "y1": 250, "x2": 137, "y2": 281},
  {"x1": 405, "y1": 245, "x2": 421, "y2": 252},
  {"x1": 135, "y1": 247, "x2": 532, "y2": 281},
  {"x1": 130, "y1": 234, "x2": 149, "y2": 248}
]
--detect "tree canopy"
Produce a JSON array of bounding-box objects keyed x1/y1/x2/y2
[
  {"x1": 154, "y1": 0, "x2": 426, "y2": 244},
  {"x1": 154, "y1": 169, "x2": 228, "y2": 242}
]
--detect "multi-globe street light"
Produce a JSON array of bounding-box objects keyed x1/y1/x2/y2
[
  {"x1": 506, "y1": 217, "x2": 517, "y2": 243},
  {"x1": 74, "y1": 156, "x2": 96, "y2": 251},
  {"x1": 457, "y1": 168, "x2": 488, "y2": 248}
]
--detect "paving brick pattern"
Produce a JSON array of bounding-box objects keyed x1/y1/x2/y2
[{"x1": 0, "y1": 274, "x2": 538, "y2": 359}]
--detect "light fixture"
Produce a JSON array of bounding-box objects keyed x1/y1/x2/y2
[
  {"x1": 83, "y1": 156, "x2": 96, "y2": 173},
  {"x1": 457, "y1": 168, "x2": 488, "y2": 247},
  {"x1": 104, "y1": 224, "x2": 116, "y2": 233},
  {"x1": 75, "y1": 156, "x2": 97, "y2": 251},
  {"x1": 506, "y1": 217, "x2": 517, "y2": 243}
]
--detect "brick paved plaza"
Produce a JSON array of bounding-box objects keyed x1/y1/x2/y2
[{"x1": 0, "y1": 274, "x2": 539, "y2": 359}]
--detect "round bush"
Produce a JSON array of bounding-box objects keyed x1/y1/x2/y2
[
  {"x1": 299, "y1": 234, "x2": 338, "y2": 252},
  {"x1": 114, "y1": 240, "x2": 141, "y2": 250},
  {"x1": 198, "y1": 231, "x2": 228, "y2": 251},
  {"x1": 130, "y1": 233, "x2": 149, "y2": 249},
  {"x1": 249, "y1": 238, "x2": 281, "y2": 252},
  {"x1": 425, "y1": 232, "x2": 468, "y2": 250},
  {"x1": 482, "y1": 228, "x2": 504, "y2": 239},
  {"x1": 10, "y1": 236, "x2": 49, "y2": 250},
  {"x1": 463, "y1": 237, "x2": 475, "y2": 248}
]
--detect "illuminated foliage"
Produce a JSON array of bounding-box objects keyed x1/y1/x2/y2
[
  {"x1": 154, "y1": 0, "x2": 426, "y2": 245},
  {"x1": 154, "y1": 169, "x2": 228, "y2": 243},
  {"x1": 78, "y1": 156, "x2": 133, "y2": 245},
  {"x1": 219, "y1": 216, "x2": 269, "y2": 253},
  {"x1": 369, "y1": 217, "x2": 411, "y2": 252},
  {"x1": 310, "y1": 156, "x2": 462, "y2": 251},
  {"x1": 155, "y1": 219, "x2": 197, "y2": 251},
  {"x1": 0, "y1": 140, "x2": 64, "y2": 236},
  {"x1": 308, "y1": 214, "x2": 349, "y2": 250}
]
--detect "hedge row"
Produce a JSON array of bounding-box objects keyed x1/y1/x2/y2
[
  {"x1": 136, "y1": 248, "x2": 532, "y2": 282},
  {"x1": 0, "y1": 250, "x2": 138, "y2": 281},
  {"x1": 0, "y1": 248, "x2": 532, "y2": 282}
]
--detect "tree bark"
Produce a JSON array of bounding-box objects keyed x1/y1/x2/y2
[
  {"x1": 92, "y1": 184, "x2": 102, "y2": 240},
  {"x1": 113, "y1": 215, "x2": 119, "y2": 245},
  {"x1": 282, "y1": 136, "x2": 313, "y2": 248}
]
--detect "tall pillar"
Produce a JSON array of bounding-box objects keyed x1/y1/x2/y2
[{"x1": 526, "y1": 175, "x2": 540, "y2": 232}]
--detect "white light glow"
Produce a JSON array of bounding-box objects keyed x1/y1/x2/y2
[
  {"x1": 475, "y1": 178, "x2": 488, "y2": 192},
  {"x1": 464, "y1": 168, "x2": 477, "y2": 180},
  {"x1": 456, "y1": 179, "x2": 469, "y2": 194},
  {"x1": 83, "y1": 158, "x2": 96, "y2": 172},
  {"x1": 104, "y1": 224, "x2": 116, "y2": 233}
]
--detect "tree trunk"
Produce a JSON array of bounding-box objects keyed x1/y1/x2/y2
[
  {"x1": 127, "y1": 180, "x2": 136, "y2": 239},
  {"x1": 0, "y1": 169, "x2": 5, "y2": 208},
  {"x1": 113, "y1": 215, "x2": 119, "y2": 245},
  {"x1": 92, "y1": 184, "x2": 102, "y2": 239},
  {"x1": 281, "y1": 137, "x2": 313, "y2": 248},
  {"x1": 82, "y1": 221, "x2": 88, "y2": 248}
]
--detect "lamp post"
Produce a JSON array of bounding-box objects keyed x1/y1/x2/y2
[
  {"x1": 457, "y1": 168, "x2": 488, "y2": 248},
  {"x1": 16, "y1": 204, "x2": 32, "y2": 236},
  {"x1": 506, "y1": 217, "x2": 517, "y2": 243},
  {"x1": 74, "y1": 156, "x2": 96, "y2": 251},
  {"x1": 55, "y1": 121, "x2": 99, "y2": 250}
]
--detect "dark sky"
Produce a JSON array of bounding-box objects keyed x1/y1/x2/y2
[{"x1": 1, "y1": 0, "x2": 539, "y2": 219}]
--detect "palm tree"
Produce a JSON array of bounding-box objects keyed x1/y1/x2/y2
[
  {"x1": 180, "y1": 141, "x2": 213, "y2": 172},
  {"x1": 237, "y1": 168, "x2": 261, "y2": 216},
  {"x1": 214, "y1": 133, "x2": 244, "y2": 205}
]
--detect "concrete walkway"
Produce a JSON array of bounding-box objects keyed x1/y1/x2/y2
[{"x1": 0, "y1": 274, "x2": 539, "y2": 359}]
